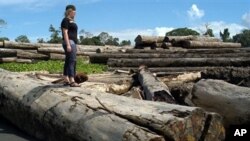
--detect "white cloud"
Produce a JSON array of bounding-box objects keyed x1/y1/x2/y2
[
  {"x1": 187, "y1": 4, "x2": 205, "y2": 19},
  {"x1": 97, "y1": 27, "x2": 174, "y2": 44},
  {"x1": 242, "y1": 12, "x2": 250, "y2": 27}
]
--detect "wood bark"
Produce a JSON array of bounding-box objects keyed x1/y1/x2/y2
[
  {"x1": 3, "y1": 40, "x2": 40, "y2": 49},
  {"x1": 164, "y1": 36, "x2": 221, "y2": 42},
  {"x1": 49, "y1": 53, "x2": 65, "y2": 60},
  {"x1": 0, "y1": 41, "x2": 3, "y2": 47},
  {"x1": 108, "y1": 66, "x2": 250, "y2": 73},
  {"x1": 17, "y1": 50, "x2": 49, "y2": 60},
  {"x1": 38, "y1": 47, "x2": 65, "y2": 54},
  {"x1": 16, "y1": 58, "x2": 33, "y2": 63},
  {"x1": 125, "y1": 48, "x2": 250, "y2": 54},
  {"x1": 0, "y1": 69, "x2": 225, "y2": 141},
  {"x1": 191, "y1": 79, "x2": 250, "y2": 127},
  {"x1": 107, "y1": 57, "x2": 250, "y2": 67},
  {"x1": 183, "y1": 41, "x2": 241, "y2": 48},
  {"x1": 0, "y1": 48, "x2": 17, "y2": 57},
  {"x1": 134, "y1": 35, "x2": 165, "y2": 45},
  {"x1": 0, "y1": 57, "x2": 17, "y2": 63},
  {"x1": 89, "y1": 52, "x2": 250, "y2": 64},
  {"x1": 96, "y1": 47, "x2": 126, "y2": 53},
  {"x1": 138, "y1": 66, "x2": 176, "y2": 103}
]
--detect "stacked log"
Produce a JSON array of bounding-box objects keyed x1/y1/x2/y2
[
  {"x1": 183, "y1": 41, "x2": 241, "y2": 48},
  {"x1": 0, "y1": 41, "x2": 130, "y2": 63},
  {"x1": 0, "y1": 69, "x2": 226, "y2": 141},
  {"x1": 134, "y1": 35, "x2": 171, "y2": 49}
]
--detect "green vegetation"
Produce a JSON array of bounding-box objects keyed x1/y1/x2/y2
[
  {"x1": 233, "y1": 29, "x2": 250, "y2": 47},
  {"x1": 15, "y1": 35, "x2": 30, "y2": 43},
  {"x1": 166, "y1": 27, "x2": 200, "y2": 36},
  {"x1": 0, "y1": 58, "x2": 107, "y2": 74}
]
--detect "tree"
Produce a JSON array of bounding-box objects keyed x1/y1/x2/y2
[
  {"x1": 204, "y1": 29, "x2": 214, "y2": 37},
  {"x1": 37, "y1": 38, "x2": 46, "y2": 43},
  {"x1": 48, "y1": 24, "x2": 62, "y2": 43},
  {"x1": 220, "y1": 28, "x2": 232, "y2": 42},
  {"x1": 166, "y1": 27, "x2": 200, "y2": 36},
  {"x1": 120, "y1": 40, "x2": 131, "y2": 46},
  {"x1": 233, "y1": 29, "x2": 250, "y2": 47},
  {"x1": 15, "y1": 35, "x2": 30, "y2": 43},
  {"x1": 98, "y1": 32, "x2": 110, "y2": 44},
  {"x1": 0, "y1": 37, "x2": 9, "y2": 42}
]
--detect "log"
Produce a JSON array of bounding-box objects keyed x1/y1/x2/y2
[
  {"x1": 0, "y1": 57, "x2": 17, "y2": 63},
  {"x1": 134, "y1": 35, "x2": 165, "y2": 45},
  {"x1": 164, "y1": 36, "x2": 221, "y2": 43},
  {"x1": 107, "y1": 58, "x2": 250, "y2": 67},
  {"x1": 49, "y1": 53, "x2": 65, "y2": 60},
  {"x1": 108, "y1": 66, "x2": 250, "y2": 73},
  {"x1": 16, "y1": 58, "x2": 33, "y2": 63},
  {"x1": 164, "y1": 36, "x2": 193, "y2": 42},
  {"x1": 17, "y1": 50, "x2": 49, "y2": 60},
  {"x1": 151, "y1": 42, "x2": 172, "y2": 49},
  {"x1": 38, "y1": 47, "x2": 64, "y2": 54},
  {"x1": 201, "y1": 67, "x2": 250, "y2": 87},
  {"x1": 191, "y1": 79, "x2": 250, "y2": 127},
  {"x1": 96, "y1": 47, "x2": 126, "y2": 53},
  {"x1": 138, "y1": 66, "x2": 176, "y2": 103},
  {"x1": 0, "y1": 41, "x2": 3, "y2": 47},
  {"x1": 122, "y1": 87, "x2": 143, "y2": 100},
  {"x1": 0, "y1": 69, "x2": 225, "y2": 141},
  {"x1": 183, "y1": 41, "x2": 241, "y2": 48},
  {"x1": 3, "y1": 40, "x2": 40, "y2": 49},
  {"x1": 90, "y1": 52, "x2": 250, "y2": 64},
  {"x1": 0, "y1": 48, "x2": 17, "y2": 57}
]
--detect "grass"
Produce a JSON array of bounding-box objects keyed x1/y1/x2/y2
[{"x1": 0, "y1": 57, "x2": 107, "y2": 74}]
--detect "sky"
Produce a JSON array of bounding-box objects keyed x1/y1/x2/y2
[{"x1": 0, "y1": 0, "x2": 250, "y2": 43}]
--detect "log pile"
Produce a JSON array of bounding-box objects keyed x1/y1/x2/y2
[
  {"x1": 0, "y1": 68, "x2": 226, "y2": 141},
  {"x1": 0, "y1": 40, "x2": 131, "y2": 63}
]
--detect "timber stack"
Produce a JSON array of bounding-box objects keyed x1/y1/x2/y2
[
  {"x1": 88, "y1": 34, "x2": 250, "y2": 74},
  {"x1": 0, "y1": 40, "x2": 131, "y2": 63}
]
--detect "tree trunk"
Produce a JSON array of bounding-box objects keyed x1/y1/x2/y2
[
  {"x1": 137, "y1": 66, "x2": 176, "y2": 103},
  {"x1": 164, "y1": 36, "x2": 194, "y2": 42},
  {"x1": 17, "y1": 50, "x2": 49, "y2": 60},
  {"x1": 0, "y1": 41, "x2": 3, "y2": 47},
  {"x1": 183, "y1": 41, "x2": 241, "y2": 48},
  {"x1": 135, "y1": 35, "x2": 165, "y2": 45},
  {"x1": 16, "y1": 58, "x2": 33, "y2": 63},
  {"x1": 0, "y1": 48, "x2": 17, "y2": 57},
  {"x1": 3, "y1": 40, "x2": 40, "y2": 49},
  {"x1": 108, "y1": 66, "x2": 250, "y2": 73},
  {"x1": 38, "y1": 47, "x2": 65, "y2": 54},
  {"x1": 0, "y1": 57, "x2": 17, "y2": 63},
  {"x1": 191, "y1": 79, "x2": 250, "y2": 127},
  {"x1": 107, "y1": 58, "x2": 250, "y2": 67},
  {"x1": 90, "y1": 53, "x2": 250, "y2": 64},
  {"x1": 192, "y1": 36, "x2": 222, "y2": 42},
  {"x1": 49, "y1": 53, "x2": 65, "y2": 60},
  {"x1": 125, "y1": 48, "x2": 250, "y2": 54},
  {"x1": 0, "y1": 69, "x2": 225, "y2": 141}
]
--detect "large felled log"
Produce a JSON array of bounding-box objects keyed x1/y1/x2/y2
[
  {"x1": 183, "y1": 41, "x2": 241, "y2": 48},
  {"x1": 49, "y1": 53, "x2": 65, "y2": 60},
  {"x1": 135, "y1": 35, "x2": 165, "y2": 45},
  {"x1": 192, "y1": 36, "x2": 222, "y2": 42},
  {"x1": 108, "y1": 67, "x2": 250, "y2": 74},
  {"x1": 17, "y1": 50, "x2": 49, "y2": 60},
  {"x1": 138, "y1": 66, "x2": 176, "y2": 103},
  {"x1": 0, "y1": 41, "x2": 3, "y2": 47},
  {"x1": 191, "y1": 79, "x2": 250, "y2": 127},
  {"x1": 3, "y1": 40, "x2": 40, "y2": 49},
  {"x1": 15, "y1": 58, "x2": 33, "y2": 63},
  {"x1": 125, "y1": 48, "x2": 250, "y2": 54},
  {"x1": 38, "y1": 47, "x2": 64, "y2": 54},
  {"x1": 107, "y1": 57, "x2": 250, "y2": 67},
  {"x1": 164, "y1": 36, "x2": 194, "y2": 42},
  {"x1": 0, "y1": 48, "x2": 17, "y2": 57},
  {"x1": 90, "y1": 52, "x2": 250, "y2": 64},
  {"x1": 0, "y1": 69, "x2": 225, "y2": 141},
  {"x1": 0, "y1": 57, "x2": 17, "y2": 63},
  {"x1": 201, "y1": 67, "x2": 250, "y2": 87}
]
